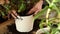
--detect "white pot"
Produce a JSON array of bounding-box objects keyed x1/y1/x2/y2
[
  {"x1": 15, "y1": 15, "x2": 34, "y2": 32},
  {"x1": 36, "y1": 27, "x2": 50, "y2": 34}
]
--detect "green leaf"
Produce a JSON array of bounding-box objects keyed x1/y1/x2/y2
[
  {"x1": 58, "y1": 23, "x2": 60, "y2": 30},
  {"x1": 53, "y1": 0, "x2": 60, "y2": 3},
  {"x1": 51, "y1": 28, "x2": 58, "y2": 34},
  {"x1": 46, "y1": 0, "x2": 51, "y2": 4},
  {"x1": 45, "y1": 31, "x2": 50, "y2": 34},
  {"x1": 4, "y1": 5, "x2": 10, "y2": 11},
  {"x1": 34, "y1": 6, "x2": 49, "y2": 20},
  {"x1": 18, "y1": 3, "x2": 26, "y2": 13},
  {"x1": 39, "y1": 19, "x2": 45, "y2": 28},
  {"x1": 1, "y1": 12, "x2": 5, "y2": 16}
]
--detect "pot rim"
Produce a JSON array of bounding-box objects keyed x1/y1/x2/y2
[{"x1": 19, "y1": 14, "x2": 33, "y2": 17}]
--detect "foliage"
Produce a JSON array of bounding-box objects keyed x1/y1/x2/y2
[
  {"x1": 34, "y1": 0, "x2": 60, "y2": 34},
  {"x1": 0, "y1": 0, "x2": 60, "y2": 33}
]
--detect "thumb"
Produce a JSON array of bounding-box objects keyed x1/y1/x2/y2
[
  {"x1": 34, "y1": 8, "x2": 42, "y2": 15},
  {"x1": 27, "y1": 8, "x2": 38, "y2": 15}
]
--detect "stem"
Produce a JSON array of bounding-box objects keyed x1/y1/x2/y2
[
  {"x1": 53, "y1": 4, "x2": 60, "y2": 18},
  {"x1": 46, "y1": 0, "x2": 50, "y2": 4},
  {"x1": 46, "y1": 8, "x2": 51, "y2": 24},
  {"x1": 46, "y1": 0, "x2": 54, "y2": 25},
  {"x1": 53, "y1": 4, "x2": 60, "y2": 13},
  {"x1": 34, "y1": 6, "x2": 48, "y2": 20}
]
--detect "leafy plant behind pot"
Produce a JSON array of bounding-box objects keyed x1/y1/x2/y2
[
  {"x1": 0, "y1": 5, "x2": 8, "y2": 17},
  {"x1": 18, "y1": 2, "x2": 26, "y2": 13},
  {"x1": 18, "y1": 0, "x2": 36, "y2": 16},
  {"x1": 34, "y1": 6, "x2": 48, "y2": 20},
  {"x1": 35, "y1": 0, "x2": 60, "y2": 34}
]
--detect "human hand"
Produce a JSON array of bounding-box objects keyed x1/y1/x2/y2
[
  {"x1": 8, "y1": 10, "x2": 18, "y2": 19},
  {"x1": 8, "y1": 0, "x2": 43, "y2": 19},
  {"x1": 0, "y1": 0, "x2": 10, "y2": 5},
  {"x1": 0, "y1": 0, "x2": 5, "y2": 5},
  {"x1": 27, "y1": 0, "x2": 43, "y2": 15}
]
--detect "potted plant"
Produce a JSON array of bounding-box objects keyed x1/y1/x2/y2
[
  {"x1": 14, "y1": 0, "x2": 45, "y2": 32},
  {"x1": 0, "y1": 0, "x2": 40, "y2": 32},
  {"x1": 0, "y1": 0, "x2": 34, "y2": 32},
  {"x1": 13, "y1": 0, "x2": 41, "y2": 32}
]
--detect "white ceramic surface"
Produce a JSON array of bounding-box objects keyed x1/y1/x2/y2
[
  {"x1": 15, "y1": 15, "x2": 34, "y2": 32},
  {"x1": 36, "y1": 27, "x2": 50, "y2": 34}
]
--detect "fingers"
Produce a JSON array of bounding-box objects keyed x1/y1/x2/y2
[
  {"x1": 34, "y1": 10, "x2": 39, "y2": 15},
  {"x1": 0, "y1": 0, "x2": 10, "y2": 5},
  {"x1": 0, "y1": 0, "x2": 5, "y2": 5},
  {"x1": 27, "y1": 0, "x2": 43, "y2": 15},
  {"x1": 11, "y1": 10, "x2": 18, "y2": 19},
  {"x1": 5, "y1": 0, "x2": 10, "y2": 4},
  {"x1": 27, "y1": 7, "x2": 38, "y2": 15},
  {"x1": 11, "y1": 10, "x2": 18, "y2": 17},
  {"x1": 11, "y1": 13, "x2": 16, "y2": 19}
]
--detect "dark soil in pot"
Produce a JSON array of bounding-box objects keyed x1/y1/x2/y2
[{"x1": 17, "y1": 3, "x2": 34, "y2": 16}]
